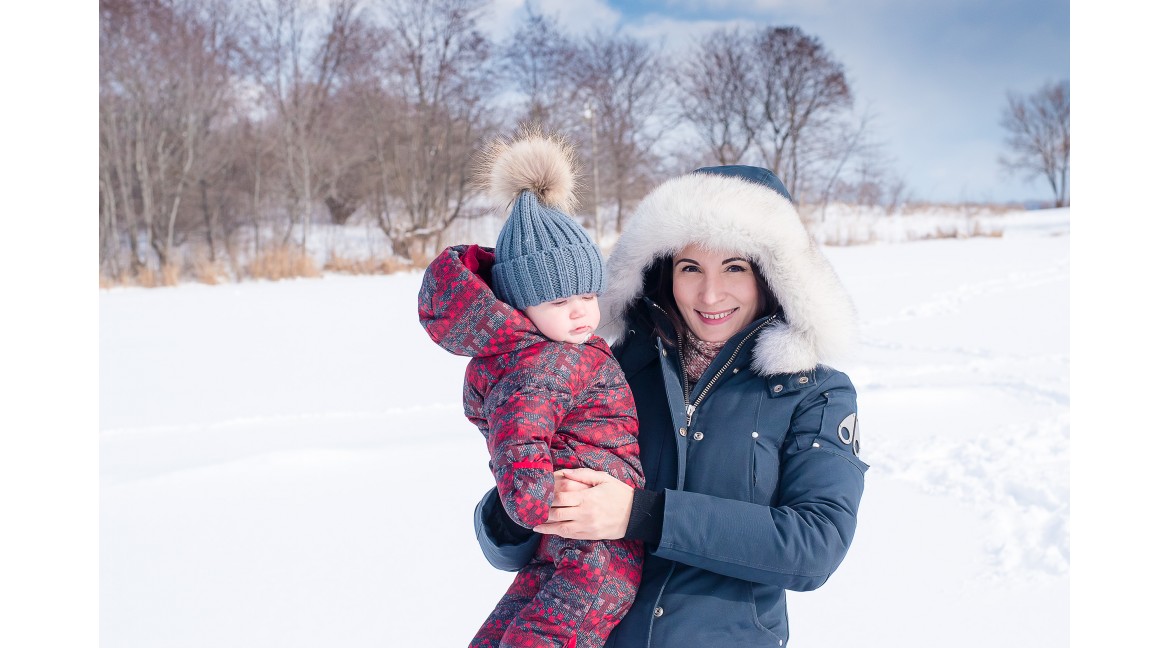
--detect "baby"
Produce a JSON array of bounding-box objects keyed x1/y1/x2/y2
[{"x1": 419, "y1": 132, "x2": 643, "y2": 648}]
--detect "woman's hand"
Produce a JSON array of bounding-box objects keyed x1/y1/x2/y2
[{"x1": 533, "y1": 468, "x2": 634, "y2": 540}]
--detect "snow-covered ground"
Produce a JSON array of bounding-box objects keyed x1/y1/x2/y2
[{"x1": 97, "y1": 209, "x2": 1070, "y2": 647}]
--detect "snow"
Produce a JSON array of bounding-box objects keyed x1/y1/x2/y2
[{"x1": 98, "y1": 209, "x2": 1070, "y2": 647}]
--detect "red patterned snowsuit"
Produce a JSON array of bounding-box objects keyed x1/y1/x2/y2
[{"x1": 419, "y1": 244, "x2": 644, "y2": 648}]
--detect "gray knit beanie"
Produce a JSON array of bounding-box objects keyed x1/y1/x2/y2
[{"x1": 484, "y1": 133, "x2": 604, "y2": 310}]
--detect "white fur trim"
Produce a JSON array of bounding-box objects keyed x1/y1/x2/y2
[{"x1": 598, "y1": 172, "x2": 858, "y2": 374}]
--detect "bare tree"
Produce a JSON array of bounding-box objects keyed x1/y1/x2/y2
[
  {"x1": 362, "y1": 0, "x2": 493, "y2": 260},
  {"x1": 671, "y1": 24, "x2": 866, "y2": 206},
  {"x1": 573, "y1": 30, "x2": 672, "y2": 233},
  {"x1": 99, "y1": 89, "x2": 139, "y2": 275},
  {"x1": 100, "y1": 0, "x2": 239, "y2": 274},
  {"x1": 318, "y1": 70, "x2": 383, "y2": 226},
  {"x1": 496, "y1": 7, "x2": 598, "y2": 232},
  {"x1": 753, "y1": 26, "x2": 853, "y2": 202},
  {"x1": 226, "y1": 117, "x2": 285, "y2": 257},
  {"x1": 244, "y1": 0, "x2": 366, "y2": 252},
  {"x1": 189, "y1": 115, "x2": 275, "y2": 272},
  {"x1": 826, "y1": 124, "x2": 909, "y2": 213},
  {"x1": 999, "y1": 79, "x2": 1070, "y2": 207},
  {"x1": 495, "y1": 9, "x2": 673, "y2": 236},
  {"x1": 674, "y1": 28, "x2": 757, "y2": 166},
  {"x1": 498, "y1": 4, "x2": 582, "y2": 134},
  {"x1": 809, "y1": 108, "x2": 873, "y2": 219}
]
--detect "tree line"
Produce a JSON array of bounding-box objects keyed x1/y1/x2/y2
[{"x1": 100, "y1": 0, "x2": 1065, "y2": 286}]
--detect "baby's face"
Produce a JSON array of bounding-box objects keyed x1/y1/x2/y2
[{"x1": 523, "y1": 294, "x2": 601, "y2": 344}]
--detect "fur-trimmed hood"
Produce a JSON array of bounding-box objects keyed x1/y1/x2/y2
[
  {"x1": 598, "y1": 167, "x2": 858, "y2": 375},
  {"x1": 419, "y1": 244, "x2": 544, "y2": 359}
]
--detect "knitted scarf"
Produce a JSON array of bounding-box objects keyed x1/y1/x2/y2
[{"x1": 682, "y1": 330, "x2": 726, "y2": 385}]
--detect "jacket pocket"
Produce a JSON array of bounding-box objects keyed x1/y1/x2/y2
[
  {"x1": 652, "y1": 574, "x2": 789, "y2": 647},
  {"x1": 750, "y1": 582, "x2": 789, "y2": 644},
  {"x1": 752, "y1": 432, "x2": 782, "y2": 506},
  {"x1": 752, "y1": 391, "x2": 789, "y2": 506}
]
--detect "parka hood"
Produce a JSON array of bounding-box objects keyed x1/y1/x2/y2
[
  {"x1": 418, "y1": 244, "x2": 544, "y2": 358},
  {"x1": 598, "y1": 167, "x2": 858, "y2": 375}
]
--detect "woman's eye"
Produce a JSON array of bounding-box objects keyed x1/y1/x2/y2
[
  {"x1": 679, "y1": 265, "x2": 699, "y2": 273},
  {"x1": 726, "y1": 265, "x2": 749, "y2": 273}
]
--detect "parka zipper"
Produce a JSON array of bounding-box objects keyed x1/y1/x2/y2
[
  {"x1": 653, "y1": 302, "x2": 775, "y2": 428},
  {"x1": 685, "y1": 316, "x2": 774, "y2": 426}
]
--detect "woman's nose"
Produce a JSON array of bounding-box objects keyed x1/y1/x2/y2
[{"x1": 699, "y1": 276, "x2": 724, "y2": 304}]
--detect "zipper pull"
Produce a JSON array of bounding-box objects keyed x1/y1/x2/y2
[{"x1": 685, "y1": 403, "x2": 696, "y2": 425}]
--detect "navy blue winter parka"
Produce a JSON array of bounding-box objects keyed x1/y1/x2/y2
[{"x1": 475, "y1": 166, "x2": 868, "y2": 647}]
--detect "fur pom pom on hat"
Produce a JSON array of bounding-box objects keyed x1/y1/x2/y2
[
  {"x1": 480, "y1": 132, "x2": 604, "y2": 310},
  {"x1": 483, "y1": 132, "x2": 579, "y2": 212}
]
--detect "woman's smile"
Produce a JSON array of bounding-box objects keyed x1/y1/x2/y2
[{"x1": 696, "y1": 308, "x2": 738, "y2": 323}]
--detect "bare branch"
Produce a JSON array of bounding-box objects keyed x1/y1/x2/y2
[{"x1": 999, "y1": 79, "x2": 1070, "y2": 207}]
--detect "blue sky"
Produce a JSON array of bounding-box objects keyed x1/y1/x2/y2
[{"x1": 486, "y1": 0, "x2": 1070, "y2": 204}]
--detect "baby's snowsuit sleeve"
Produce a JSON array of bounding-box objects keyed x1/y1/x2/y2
[{"x1": 484, "y1": 365, "x2": 573, "y2": 529}]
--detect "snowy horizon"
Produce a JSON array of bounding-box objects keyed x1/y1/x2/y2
[{"x1": 93, "y1": 207, "x2": 1070, "y2": 646}]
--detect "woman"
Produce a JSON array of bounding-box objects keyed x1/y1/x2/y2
[{"x1": 474, "y1": 164, "x2": 867, "y2": 647}]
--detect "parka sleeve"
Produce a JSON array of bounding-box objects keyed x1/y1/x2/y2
[
  {"x1": 483, "y1": 360, "x2": 574, "y2": 530},
  {"x1": 473, "y1": 487, "x2": 541, "y2": 571},
  {"x1": 652, "y1": 371, "x2": 867, "y2": 590}
]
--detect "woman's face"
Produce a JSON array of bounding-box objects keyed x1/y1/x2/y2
[{"x1": 671, "y1": 244, "x2": 763, "y2": 344}]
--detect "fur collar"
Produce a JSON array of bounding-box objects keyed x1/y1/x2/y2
[{"x1": 598, "y1": 172, "x2": 858, "y2": 375}]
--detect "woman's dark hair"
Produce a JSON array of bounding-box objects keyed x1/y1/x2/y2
[{"x1": 640, "y1": 253, "x2": 782, "y2": 348}]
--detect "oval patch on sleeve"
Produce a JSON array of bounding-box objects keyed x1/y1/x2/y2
[{"x1": 837, "y1": 413, "x2": 860, "y2": 456}]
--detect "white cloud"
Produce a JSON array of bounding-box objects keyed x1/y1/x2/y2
[
  {"x1": 660, "y1": 0, "x2": 832, "y2": 15},
  {"x1": 621, "y1": 14, "x2": 757, "y2": 52},
  {"x1": 483, "y1": 0, "x2": 621, "y2": 40}
]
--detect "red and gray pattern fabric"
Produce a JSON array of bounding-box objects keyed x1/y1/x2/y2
[
  {"x1": 420, "y1": 244, "x2": 644, "y2": 648},
  {"x1": 471, "y1": 537, "x2": 642, "y2": 648}
]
